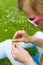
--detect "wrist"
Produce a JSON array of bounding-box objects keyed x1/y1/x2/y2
[
  {"x1": 23, "y1": 55, "x2": 32, "y2": 65},
  {"x1": 29, "y1": 37, "x2": 35, "y2": 43},
  {"x1": 24, "y1": 56, "x2": 36, "y2": 65},
  {"x1": 23, "y1": 57, "x2": 30, "y2": 65}
]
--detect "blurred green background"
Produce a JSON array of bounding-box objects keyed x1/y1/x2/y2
[{"x1": 0, "y1": 0, "x2": 42, "y2": 65}]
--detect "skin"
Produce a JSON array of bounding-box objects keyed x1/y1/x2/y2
[
  {"x1": 22, "y1": 0, "x2": 38, "y2": 18},
  {"x1": 13, "y1": 30, "x2": 43, "y2": 48},
  {"x1": 21, "y1": 0, "x2": 43, "y2": 30},
  {"x1": 12, "y1": 43, "x2": 36, "y2": 65},
  {"x1": 12, "y1": 30, "x2": 43, "y2": 65}
]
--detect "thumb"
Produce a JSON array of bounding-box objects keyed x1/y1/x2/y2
[{"x1": 12, "y1": 39, "x2": 23, "y2": 42}]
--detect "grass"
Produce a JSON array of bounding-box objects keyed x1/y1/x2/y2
[{"x1": 0, "y1": 0, "x2": 42, "y2": 65}]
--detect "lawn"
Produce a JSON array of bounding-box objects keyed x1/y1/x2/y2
[{"x1": 0, "y1": 0, "x2": 42, "y2": 65}]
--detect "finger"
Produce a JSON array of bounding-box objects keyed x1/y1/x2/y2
[
  {"x1": 12, "y1": 44, "x2": 16, "y2": 51},
  {"x1": 12, "y1": 45, "x2": 18, "y2": 54},
  {"x1": 12, "y1": 38, "x2": 24, "y2": 43},
  {"x1": 13, "y1": 31, "x2": 22, "y2": 39},
  {"x1": 14, "y1": 43, "x2": 22, "y2": 49},
  {"x1": 12, "y1": 49, "x2": 14, "y2": 55},
  {"x1": 13, "y1": 30, "x2": 25, "y2": 39},
  {"x1": 12, "y1": 50, "x2": 16, "y2": 58}
]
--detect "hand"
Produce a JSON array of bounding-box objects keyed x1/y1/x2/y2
[
  {"x1": 12, "y1": 43, "x2": 30, "y2": 63},
  {"x1": 13, "y1": 30, "x2": 32, "y2": 43},
  {"x1": 12, "y1": 43, "x2": 36, "y2": 65}
]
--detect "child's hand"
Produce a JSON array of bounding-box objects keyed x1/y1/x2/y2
[
  {"x1": 12, "y1": 43, "x2": 29, "y2": 63},
  {"x1": 12, "y1": 43, "x2": 36, "y2": 65},
  {"x1": 13, "y1": 30, "x2": 32, "y2": 43}
]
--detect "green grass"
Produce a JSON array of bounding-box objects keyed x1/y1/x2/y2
[{"x1": 0, "y1": 0, "x2": 42, "y2": 65}]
